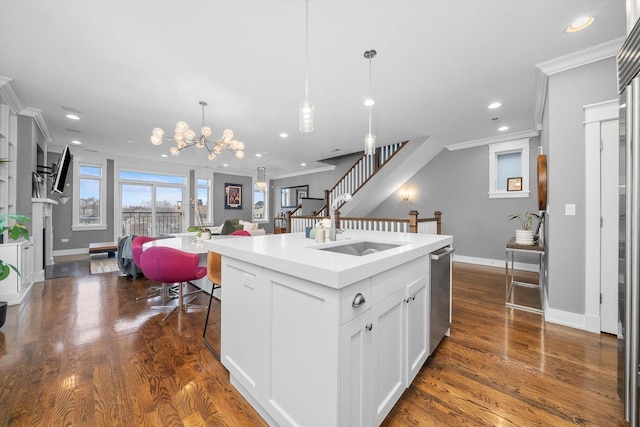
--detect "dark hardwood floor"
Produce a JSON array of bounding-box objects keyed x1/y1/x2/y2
[{"x1": 0, "y1": 261, "x2": 627, "y2": 426}]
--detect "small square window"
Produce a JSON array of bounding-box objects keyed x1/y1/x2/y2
[{"x1": 489, "y1": 139, "x2": 530, "y2": 198}]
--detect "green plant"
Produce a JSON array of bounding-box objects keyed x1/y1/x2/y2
[
  {"x1": 0, "y1": 214, "x2": 30, "y2": 281},
  {"x1": 188, "y1": 199, "x2": 211, "y2": 237},
  {"x1": 508, "y1": 211, "x2": 542, "y2": 231}
]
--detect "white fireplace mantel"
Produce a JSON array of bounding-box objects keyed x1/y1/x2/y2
[{"x1": 32, "y1": 198, "x2": 57, "y2": 281}]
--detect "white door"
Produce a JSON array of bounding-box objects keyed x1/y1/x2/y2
[{"x1": 600, "y1": 119, "x2": 620, "y2": 334}]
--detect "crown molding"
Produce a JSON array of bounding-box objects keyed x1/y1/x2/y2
[
  {"x1": 536, "y1": 37, "x2": 624, "y2": 76},
  {"x1": 445, "y1": 129, "x2": 539, "y2": 151},
  {"x1": 0, "y1": 75, "x2": 24, "y2": 112},
  {"x1": 21, "y1": 107, "x2": 53, "y2": 143}
]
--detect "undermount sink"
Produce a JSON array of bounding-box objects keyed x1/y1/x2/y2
[{"x1": 315, "y1": 241, "x2": 404, "y2": 256}]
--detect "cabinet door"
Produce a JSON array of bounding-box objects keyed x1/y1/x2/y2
[
  {"x1": 221, "y1": 259, "x2": 263, "y2": 396},
  {"x1": 340, "y1": 310, "x2": 371, "y2": 427},
  {"x1": 406, "y1": 276, "x2": 428, "y2": 384},
  {"x1": 0, "y1": 242, "x2": 20, "y2": 295},
  {"x1": 370, "y1": 288, "x2": 406, "y2": 425}
]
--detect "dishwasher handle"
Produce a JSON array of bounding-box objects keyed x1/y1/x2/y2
[{"x1": 430, "y1": 247, "x2": 455, "y2": 261}]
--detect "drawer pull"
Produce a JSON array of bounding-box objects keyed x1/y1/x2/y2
[
  {"x1": 352, "y1": 293, "x2": 366, "y2": 307},
  {"x1": 365, "y1": 323, "x2": 373, "y2": 331}
]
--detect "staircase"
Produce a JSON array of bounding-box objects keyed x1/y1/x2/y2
[{"x1": 327, "y1": 136, "x2": 446, "y2": 217}]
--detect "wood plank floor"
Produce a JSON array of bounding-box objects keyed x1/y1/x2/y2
[{"x1": 0, "y1": 261, "x2": 628, "y2": 426}]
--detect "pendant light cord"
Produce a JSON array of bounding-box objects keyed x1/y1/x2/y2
[{"x1": 305, "y1": 0, "x2": 309, "y2": 101}]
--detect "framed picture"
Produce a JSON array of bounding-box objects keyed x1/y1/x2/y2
[
  {"x1": 507, "y1": 177, "x2": 522, "y2": 192},
  {"x1": 225, "y1": 183, "x2": 242, "y2": 209}
]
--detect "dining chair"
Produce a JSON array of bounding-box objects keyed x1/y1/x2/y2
[
  {"x1": 203, "y1": 251, "x2": 222, "y2": 359},
  {"x1": 132, "y1": 236, "x2": 168, "y2": 301},
  {"x1": 139, "y1": 246, "x2": 207, "y2": 322}
]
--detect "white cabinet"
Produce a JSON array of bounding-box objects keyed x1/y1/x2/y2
[
  {"x1": 0, "y1": 238, "x2": 35, "y2": 305},
  {"x1": 221, "y1": 253, "x2": 436, "y2": 427},
  {"x1": 340, "y1": 257, "x2": 429, "y2": 426}
]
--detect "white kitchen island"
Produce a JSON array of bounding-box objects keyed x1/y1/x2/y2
[{"x1": 204, "y1": 230, "x2": 453, "y2": 427}]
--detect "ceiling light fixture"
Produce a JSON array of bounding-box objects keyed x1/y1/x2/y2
[
  {"x1": 498, "y1": 125, "x2": 509, "y2": 132},
  {"x1": 299, "y1": 0, "x2": 314, "y2": 132},
  {"x1": 150, "y1": 101, "x2": 245, "y2": 161},
  {"x1": 566, "y1": 16, "x2": 595, "y2": 33},
  {"x1": 280, "y1": 132, "x2": 288, "y2": 138},
  {"x1": 364, "y1": 49, "x2": 377, "y2": 156},
  {"x1": 66, "y1": 114, "x2": 80, "y2": 120},
  {"x1": 488, "y1": 102, "x2": 502, "y2": 109},
  {"x1": 71, "y1": 140, "x2": 82, "y2": 145},
  {"x1": 256, "y1": 166, "x2": 267, "y2": 192}
]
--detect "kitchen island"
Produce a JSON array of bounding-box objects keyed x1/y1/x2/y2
[{"x1": 204, "y1": 230, "x2": 453, "y2": 427}]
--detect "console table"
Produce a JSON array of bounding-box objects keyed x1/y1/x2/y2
[{"x1": 505, "y1": 237, "x2": 545, "y2": 313}]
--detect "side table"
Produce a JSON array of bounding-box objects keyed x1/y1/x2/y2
[{"x1": 505, "y1": 237, "x2": 545, "y2": 313}]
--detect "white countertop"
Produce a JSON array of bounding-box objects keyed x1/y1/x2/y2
[{"x1": 204, "y1": 230, "x2": 453, "y2": 289}]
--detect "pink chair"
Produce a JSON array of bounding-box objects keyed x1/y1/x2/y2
[
  {"x1": 230, "y1": 230, "x2": 251, "y2": 236},
  {"x1": 132, "y1": 236, "x2": 166, "y2": 301},
  {"x1": 140, "y1": 246, "x2": 207, "y2": 322}
]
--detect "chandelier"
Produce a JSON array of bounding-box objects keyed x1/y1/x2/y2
[
  {"x1": 364, "y1": 49, "x2": 377, "y2": 156},
  {"x1": 256, "y1": 166, "x2": 267, "y2": 192},
  {"x1": 150, "y1": 101, "x2": 245, "y2": 161},
  {"x1": 299, "y1": 0, "x2": 314, "y2": 132}
]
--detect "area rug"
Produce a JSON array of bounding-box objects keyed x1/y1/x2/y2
[{"x1": 90, "y1": 258, "x2": 120, "y2": 275}]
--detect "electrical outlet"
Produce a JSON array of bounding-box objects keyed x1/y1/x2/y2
[
  {"x1": 565, "y1": 204, "x2": 576, "y2": 216},
  {"x1": 61, "y1": 238, "x2": 69, "y2": 243}
]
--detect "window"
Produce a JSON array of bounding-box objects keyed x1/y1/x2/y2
[
  {"x1": 73, "y1": 158, "x2": 107, "y2": 230},
  {"x1": 253, "y1": 183, "x2": 268, "y2": 222},
  {"x1": 196, "y1": 178, "x2": 212, "y2": 224},
  {"x1": 488, "y1": 139, "x2": 530, "y2": 198}
]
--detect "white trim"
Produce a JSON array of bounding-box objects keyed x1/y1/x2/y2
[
  {"x1": 488, "y1": 138, "x2": 530, "y2": 198},
  {"x1": 544, "y1": 306, "x2": 600, "y2": 333},
  {"x1": 20, "y1": 106, "x2": 53, "y2": 143},
  {"x1": 53, "y1": 248, "x2": 89, "y2": 257},
  {"x1": 445, "y1": 129, "x2": 539, "y2": 151},
  {"x1": 453, "y1": 254, "x2": 538, "y2": 272},
  {"x1": 536, "y1": 37, "x2": 624, "y2": 76},
  {"x1": 73, "y1": 155, "x2": 108, "y2": 230}
]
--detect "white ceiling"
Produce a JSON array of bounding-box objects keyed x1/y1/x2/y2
[{"x1": 0, "y1": 0, "x2": 627, "y2": 179}]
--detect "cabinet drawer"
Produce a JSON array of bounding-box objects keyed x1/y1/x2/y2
[
  {"x1": 371, "y1": 256, "x2": 428, "y2": 306},
  {"x1": 341, "y1": 278, "x2": 371, "y2": 325}
]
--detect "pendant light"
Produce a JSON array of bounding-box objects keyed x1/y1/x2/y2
[
  {"x1": 256, "y1": 166, "x2": 267, "y2": 192},
  {"x1": 299, "y1": 0, "x2": 314, "y2": 132},
  {"x1": 364, "y1": 49, "x2": 377, "y2": 155}
]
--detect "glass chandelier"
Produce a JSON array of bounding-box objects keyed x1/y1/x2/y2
[
  {"x1": 364, "y1": 49, "x2": 377, "y2": 156},
  {"x1": 150, "y1": 101, "x2": 245, "y2": 161},
  {"x1": 299, "y1": 0, "x2": 314, "y2": 132},
  {"x1": 256, "y1": 166, "x2": 267, "y2": 192}
]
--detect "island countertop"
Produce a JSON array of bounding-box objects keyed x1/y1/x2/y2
[{"x1": 203, "y1": 230, "x2": 452, "y2": 289}]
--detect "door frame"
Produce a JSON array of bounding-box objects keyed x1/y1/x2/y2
[{"x1": 584, "y1": 99, "x2": 619, "y2": 333}]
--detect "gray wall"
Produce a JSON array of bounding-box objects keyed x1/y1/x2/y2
[
  {"x1": 544, "y1": 57, "x2": 618, "y2": 314},
  {"x1": 369, "y1": 139, "x2": 540, "y2": 261},
  {"x1": 213, "y1": 172, "x2": 253, "y2": 225}
]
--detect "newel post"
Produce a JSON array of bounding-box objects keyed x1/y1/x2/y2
[
  {"x1": 324, "y1": 189, "x2": 330, "y2": 216},
  {"x1": 286, "y1": 210, "x2": 293, "y2": 233},
  {"x1": 434, "y1": 211, "x2": 442, "y2": 235},
  {"x1": 408, "y1": 210, "x2": 419, "y2": 233}
]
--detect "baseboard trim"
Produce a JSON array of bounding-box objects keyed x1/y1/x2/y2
[
  {"x1": 53, "y1": 248, "x2": 88, "y2": 257},
  {"x1": 453, "y1": 254, "x2": 538, "y2": 272}
]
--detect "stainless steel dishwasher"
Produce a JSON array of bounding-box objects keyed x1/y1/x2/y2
[{"x1": 429, "y1": 246, "x2": 454, "y2": 355}]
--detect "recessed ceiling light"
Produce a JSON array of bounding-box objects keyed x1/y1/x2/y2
[
  {"x1": 255, "y1": 153, "x2": 262, "y2": 157},
  {"x1": 498, "y1": 126, "x2": 509, "y2": 132},
  {"x1": 161, "y1": 154, "x2": 168, "y2": 158},
  {"x1": 364, "y1": 98, "x2": 375, "y2": 107},
  {"x1": 223, "y1": 163, "x2": 229, "y2": 167},
  {"x1": 127, "y1": 140, "x2": 135, "y2": 144},
  {"x1": 66, "y1": 114, "x2": 80, "y2": 120},
  {"x1": 301, "y1": 163, "x2": 307, "y2": 167},
  {"x1": 280, "y1": 132, "x2": 288, "y2": 138},
  {"x1": 488, "y1": 102, "x2": 502, "y2": 109},
  {"x1": 566, "y1": 16, "x2": 595, "y2": 33},
  {"x1": 71, "y1": 140, "x2": 82, "y2": 145}
]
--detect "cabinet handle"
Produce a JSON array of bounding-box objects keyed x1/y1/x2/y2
[
  {"x1": 352, "y1": 293, "x2": 366, "y2": 307},
  {"x1": 365, "y1": 323, "x2": 373, "y2": 331}
]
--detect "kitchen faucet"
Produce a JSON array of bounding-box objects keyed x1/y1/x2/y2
[{"x1": 329, "y1": 193, "x2": 353, "y2": 241}]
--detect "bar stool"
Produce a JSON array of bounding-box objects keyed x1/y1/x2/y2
[
  {"x1": 140, "y1": 246, "x2": 207, "y2": 322},
  {"x1": 203, "y1": 251, "x2": 222, "y2": 359}
]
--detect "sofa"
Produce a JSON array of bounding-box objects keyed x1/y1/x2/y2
[{"x1": 215, "y1": 219, "x2": 266, "y2": 236}]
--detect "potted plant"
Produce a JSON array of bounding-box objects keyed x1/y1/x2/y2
[
  {"x1": 508, "y1": 211, "x2": 542, "y2": 245},
  {"x1": 0, "y1": 213, "x2": 30, "y2": 328},
  {"x1": 187, "y1": 199, "x2": 211, "y2": 241}
]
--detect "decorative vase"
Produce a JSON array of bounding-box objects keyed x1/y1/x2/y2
[
  {"x1": 199, "y1": 231, "x2": 211, "y2": 242},
  {"x1": 0, "y1": 301, "x2": 7, "y2": 328},
  {"x1": 515, "y1": 229, "x2": 534, "y2": 245}
]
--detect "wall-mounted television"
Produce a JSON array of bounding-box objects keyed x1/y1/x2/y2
[{"x1": 52, "y1": 145, "x2": 71, "y2": 194}]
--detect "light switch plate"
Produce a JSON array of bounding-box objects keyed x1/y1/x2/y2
[{"x1": 565, "y1": 204, "x2": 576, "y2": 216}]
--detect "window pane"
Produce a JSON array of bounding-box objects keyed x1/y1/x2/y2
[
  {"x1": 155, "y1": 186, "x2": 183, "y2": 235},
  {"x1": 197, "y1": 178, "x2": 208, "y2": 186},
  {"x1": 79, "y1": 178, "x2": 101, "y2": 224},
  {"x1": 497, "y1": 152, "x2": 521, "y2": 191},
  {"x1": 197, "y1": 186, "x2": 209, "y2": 223},
  {"x1": 79, "y1": 165, "x2": 101, "y2": 176},
  {"x1": 119, "y1": 170, "x2": 185, "y2": 185},
  {"x1": 253, "y1": 184, "x2": 265, "y2": 220},
  {"x1": 121, "y1": 184, "x2": 153, "y2": 235}
]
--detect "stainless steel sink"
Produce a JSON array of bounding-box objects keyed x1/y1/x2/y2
[{"x1": 315, "y1": 241, "x2": 403, "y2": 256}]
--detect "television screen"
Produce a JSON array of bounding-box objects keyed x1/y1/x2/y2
[{"x1": 52, "y1": 145, "x2": 71, "y2": 194}]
